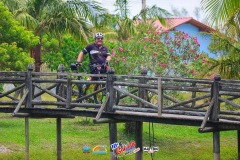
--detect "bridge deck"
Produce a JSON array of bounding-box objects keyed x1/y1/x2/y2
[{"x1": 1, "y1": 107, "x2": 240, "y2": 131}]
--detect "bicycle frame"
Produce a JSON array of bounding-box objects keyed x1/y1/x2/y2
[{"x1": 70, "y1": 63, "x2": 109, "y2": 104}]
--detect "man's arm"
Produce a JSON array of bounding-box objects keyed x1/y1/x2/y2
[
  {"x1": 106, "y1": 55, "x2": 111, "y2": 61},
  {"x1": 77, "y1": 51, "x2": 84, "y2": 62}
]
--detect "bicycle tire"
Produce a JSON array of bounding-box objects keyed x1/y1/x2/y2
[{"x1": 93, "y1": 84, "x2": 104, "y2": 104}]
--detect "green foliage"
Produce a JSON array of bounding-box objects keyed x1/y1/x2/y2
[
  {"x1": 208, "y1": 32, "x2": 240, "y2": 79},
  {"x1": 111, "y1": 26, "x2": 210, "y2": 78},
  {"x1": 42, "y1": 36, "x2": 87, "y2": 72},
  {"x1": 0, "y1": 2, "x2": 38, "y2": 71}
]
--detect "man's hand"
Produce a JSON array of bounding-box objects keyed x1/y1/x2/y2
[
  {"x1": 105, "y1": 60, "x2": 110, "y2": 66},
  {"x1": 76, "y1": 62, "x2": 82, "y2": 67}
]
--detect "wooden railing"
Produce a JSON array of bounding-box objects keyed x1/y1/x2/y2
[
  {"x1": 1, "y1": 64, "x2": 240, "y2": 123},
  {"x1": 2, "y1": 64, "x2": 240, "y2": 160}
]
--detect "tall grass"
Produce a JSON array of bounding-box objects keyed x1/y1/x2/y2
[{"x1": 0, "y1": 113, "x2": 237, "y2": 160}]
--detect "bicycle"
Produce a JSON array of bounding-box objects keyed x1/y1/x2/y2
[{"x1": 70, "y1": 62, "x2": 109, "y2": 105}]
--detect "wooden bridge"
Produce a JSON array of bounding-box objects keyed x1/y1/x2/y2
[{"x1": 1, "y1": 64, "x2": 240, "y2": 160}]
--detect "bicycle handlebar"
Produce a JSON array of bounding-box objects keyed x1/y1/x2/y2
[{"x1": 70, "y1": 62, "x2": 110, "y2": 71}]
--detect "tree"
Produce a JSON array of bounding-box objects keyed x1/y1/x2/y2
[
  {"x1": 201, "y1": 0, "x2": 240, "y2": 79},
  {"x1": 111, "y1": 24, "x2": 208, "y2": 77},
  {"x1": 0, "y1": 2, "x2": 38, "y2": 71},
  {"x1": 171, "y1": 6, "x2": 189, "y2": 17},
  {"x1": 1, "y1": 0, "x2": 108, "y2": 71}
]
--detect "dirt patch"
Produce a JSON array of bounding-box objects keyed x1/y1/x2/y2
[{"x1": 0, "y1": 145, "x2": 13, "y2": 153}]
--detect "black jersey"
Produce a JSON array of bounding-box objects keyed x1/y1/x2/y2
[{"x1": 82, "y1": 43, "x2": 110, "y2": 64}]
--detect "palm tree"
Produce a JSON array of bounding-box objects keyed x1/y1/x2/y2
[
  {"x1": 201, "y1": 0, "x2": 240, "y2": 79},
  {"x1": 1, "y1": 0, "x2": 107, "y2": 71},
  {"x1": 112, "y1": 0, "x2": 170, "y2": 40}
]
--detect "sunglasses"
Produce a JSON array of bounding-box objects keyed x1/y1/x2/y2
[{"x1": 96, "y1": 37, "x2": 103, "y2": 40}]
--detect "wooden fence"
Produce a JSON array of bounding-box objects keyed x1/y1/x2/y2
[{"x1": 1, "y1": 64, "x2": 240, "y2": 160}]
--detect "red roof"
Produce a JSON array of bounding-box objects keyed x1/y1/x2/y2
[{"x1": 153, "y1": 17, "x2": 215, "y2": 33}]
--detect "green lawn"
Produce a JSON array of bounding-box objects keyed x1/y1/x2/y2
[{"x1": 0, "y1": 113, "x2": 238, "y2": 160}]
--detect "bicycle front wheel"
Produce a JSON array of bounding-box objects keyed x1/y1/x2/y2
[{"x1": 93, "y1": 84, "x2": 105, "y2": 104}]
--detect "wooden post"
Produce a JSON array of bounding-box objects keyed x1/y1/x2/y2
[
  {"x1": 25, "y1": 64, "x2": 33, "y2": 160},
  {"x1": 26, "y1": 64, "x2": 33, "y2": 108},
  {"x1": 106, "y1": 68, "x2": 117, "y2": 160},
  {"x1": 158, "y1": 77, "x2": 163, "y2": 116},
  {"x1": 210, "y1": 74, "x2": 221, "y2": 160},
  {"x1": 25, "y1": 117, "x2": 29, "y2": 160},
  {"x1": 191, "y1": 82, "x2": 196, "y2": 108},
  {"x1": 56, "y1": 65, "x2": 65, "y2": 108},
  {"x1": 57, "y1": 118, "x2": 62, "y2": 160},
  {"x1": 135, "y1": 68, "x2": 147, "y2": 160},
  {"x1": 66, "y1": 75, "x2": 72, "y2": 109},
  {"x1": 238, "y1": 130, "x2": 240, "y2": 160}
]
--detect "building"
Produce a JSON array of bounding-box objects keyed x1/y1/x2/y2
[{"x1": 153, "y1": 17, "x2": 216, "y2": 58}]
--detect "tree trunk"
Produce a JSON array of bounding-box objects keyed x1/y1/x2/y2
[{"x1": 30, "y1": 36, "x2": 42, "y2": 72}]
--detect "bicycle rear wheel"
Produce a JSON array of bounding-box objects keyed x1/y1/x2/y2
[{"x1": 93, "y1": 84, "x2": 104, "y2": 104}]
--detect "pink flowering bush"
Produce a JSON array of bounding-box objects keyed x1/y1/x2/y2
[{"x1": 111, "y1": 27, "x2": 213, "y2": 78}]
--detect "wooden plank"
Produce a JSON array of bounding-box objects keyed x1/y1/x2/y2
[
  {"x1": 147, "y1": 89, "x2": 191, "y2": 108},
  {"x1": 96, "y1": 92, "x2": 109, "y2": 120},
  {"x1": 32, "y1": 79, "x2": 66, "y2": 83},
  {"x1": 165, "y1": 94, "x2": 211, "y2": 109},
  {"x1": 73, "y1": 87, "x2": 105, "y2": 103},
  {"x1": 199, "y1": 98, "x2": 214, "y2": 130},
  {"x1": 0, "y1": 83, "x2": 25, "y2": 98},
  {"x1": 71, "y1": 80, "x2": 105, "y2": 84},
  {"x1": 113, "y1": 105, "x2": 157, "y2": 113},
  {"x1": 219, "y1": 97, "x2": 240, "y2": 109},
  {"x1": 0, "y1": 72, "x2": 26, "y2": 76},
  {"x1": 12, "y1": 89, "x2": 29, "y2": 116},
  {"x1": 34, "y1": 83, "x2": 57, "y2": 98},
  {"x1": 33, "y1": 83, "x2": 66, "y2": 102},
  {"x1": 113, "y1": 86, "x2": 158, "y2": 109}
]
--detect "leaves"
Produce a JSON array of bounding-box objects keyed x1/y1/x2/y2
[
  {"x1": 111, "y1": 26, "x2": 212, "y2": 78},
  {"x1": 0, "y1": 2, "x2": 37, "y2": 71}
]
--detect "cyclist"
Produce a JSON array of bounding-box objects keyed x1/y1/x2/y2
[{"x1": 76, "y1": 32, "x2": 111, "y2": 78}]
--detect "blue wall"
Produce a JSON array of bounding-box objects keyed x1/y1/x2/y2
[{"x1": 173, "y1": 23, "x2": 215, "y2": 58}]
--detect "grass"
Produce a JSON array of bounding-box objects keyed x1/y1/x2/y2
[{"x1": 0, "y1": 113, "x2": 238, "y2": 160}]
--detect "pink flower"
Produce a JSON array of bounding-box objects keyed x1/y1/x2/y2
[
  {"x1": 191, "y1": 69, "x2": 195, "y2": 74},
  {"x1": 153, "y1": 52, "x2": 157, "y2": 58},
  {"x1": 143, "y1": 46, "x2": 147, "y2": 49},
  {"x1": 160, "y1": 63, "x2": 167, "y2": 67},
  {"x1": 111, "y1": 49, "x2": 116, "y2": 56},
  {"x1": 170, "y1": 48, "x2": 173, "y2": 53},
  {"x1": 164, "y1": 29, "x2": 169, "y2": 33},
  {"x1": 119, "y1": 48, "x2": 124, "y2": 52},
  {"x1": 203, "y1": 58, "x2": 207, "y2": 64},
  {"x1": 143, "y1": 37, "x2": 149, "y2": 41},
  {"x1": 211, "y1": 74, "x2": 217, "y2": 80}
]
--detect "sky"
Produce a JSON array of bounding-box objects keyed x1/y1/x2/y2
[{"x1": 95, "y1": 0, "x2": 204, "y2": 20}]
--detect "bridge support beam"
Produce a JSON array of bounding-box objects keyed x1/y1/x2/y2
[
  {"x1": 25, "y1": 117, "x2": 29, "y2": 160},
  {"x1": 106, "y1": 68, "x2": 117, "y2": 160},
  {"x1": 135, "y1": 68, "x2": 148, "y2": 160},
  {"x1": 213, "y1": 131, "x2": 220, "y2": 160},
  {"x1": 109, "y1": 123, "x2": 117, "y2": 160},
  {"x1": 238, "y1": 130, "x2": 240, "y2": 160},
  {"x1": 211, "y1": 75, "x2": 221, "y2": 160},
  {"x1": 57, "y1": 118, "x2": 62, "y2": 160}
]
